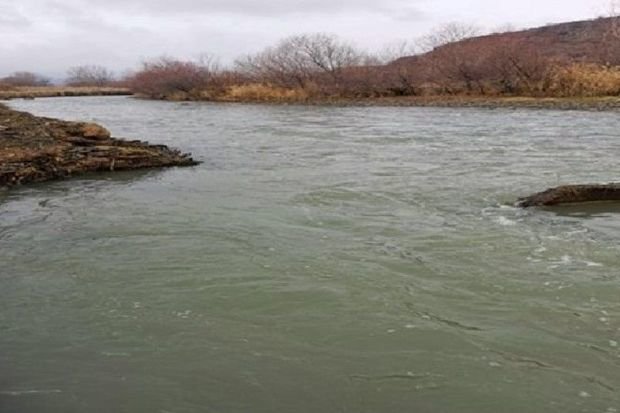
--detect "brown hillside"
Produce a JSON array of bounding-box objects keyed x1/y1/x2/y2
[
  {"x1": 394, "y1": 17, "x2": 620, "y2": 67},
  {"x1": 385, "y1": 17, "x2": 620, "y2": 96}
]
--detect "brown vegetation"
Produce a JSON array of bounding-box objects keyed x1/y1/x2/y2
[
  {"x1": 121, "y1": 17, "x2": 620, "y2": 103},
  {"x1": 1, "y1": 17, "x2": 609, "y2": 104},
  {"x1": 0, "y1": 86, "x2": 132, "y2": 100}
]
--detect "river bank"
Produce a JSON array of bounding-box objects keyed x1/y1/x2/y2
[
  {"x1": 319, "y1": 95, "x2": 620, "y2": 111},
  {"x1": 136, "y1": 92, "x2": 620, "y2": 111},
  {"x1": 4, "y1": 87, "x2": 620, "y2": 111},
  {"x1": 220, "y1": 95, "x2": 620, "y2": 111},
  {"x1": 0, "y1": 103, "x2": 197, "y2": 188},
  {"x1": 0, "y1": 86, "x2": 132, "y2": 100}
]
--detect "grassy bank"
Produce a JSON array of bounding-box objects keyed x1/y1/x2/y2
[{"x1": 0, "y1": 86, "x2": 132, "y2": 100}]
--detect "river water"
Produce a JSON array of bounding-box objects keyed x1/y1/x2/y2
[{"x1": 1, "y1": 97, "x2": 619, "y2": 413}]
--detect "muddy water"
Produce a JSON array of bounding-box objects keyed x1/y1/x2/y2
[{"x1": 2, "y1": 97, "x2": 619, "y2": 413}]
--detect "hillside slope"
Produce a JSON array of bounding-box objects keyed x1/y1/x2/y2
[
  {"x1": 394, "y1": 17, "x2": 620, "y2": 67},
  {"x1": 385, "y1": 17, "x2": 620, "y2": 96}
]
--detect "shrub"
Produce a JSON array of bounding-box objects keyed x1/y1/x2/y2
[{"x1": 128, "y1": 58, "x2": 213, "y2": 100}]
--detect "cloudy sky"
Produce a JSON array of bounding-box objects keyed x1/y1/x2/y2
[{"x1": 0, "y1": 0, "x2": 611, "y2": 78}]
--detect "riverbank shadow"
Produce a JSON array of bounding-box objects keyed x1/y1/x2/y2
[{"x1": 0, "y1": 168, "x2": 168, "y2": 206}]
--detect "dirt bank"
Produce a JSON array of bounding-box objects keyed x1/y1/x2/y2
[{"x1": 0, "y1": 103, "x2": 198, "y2": 188}]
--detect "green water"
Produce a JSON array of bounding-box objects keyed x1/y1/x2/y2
[{"x1": 1, "y1": 97, "x2": 619, "y2": 413}]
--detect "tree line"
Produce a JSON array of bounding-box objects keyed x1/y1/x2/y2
[
  {"x1": 0, "y1": 65, "x2": 116, "y2": 89},
  {"x1": 127, "y1": 18, "x2": 620, "y2": 101},
  {"x1": 2, "y1": 16, "x2": 620, "y2": 100}
]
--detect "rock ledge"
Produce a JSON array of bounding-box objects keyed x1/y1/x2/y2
[
  {"x1": 0, "y1": 104, "x2": 198, "y2": 188},
  {"x1": 517, "y1": 183, "x2": 620, "y2": 207}
]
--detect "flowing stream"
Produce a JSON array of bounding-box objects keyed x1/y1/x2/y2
[{"x1": 2, "y1": 96, "x2": 620, "y2": 413}]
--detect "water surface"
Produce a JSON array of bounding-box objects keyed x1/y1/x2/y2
[{"x1": 2, "y1": 97, "x2": 619, "y2": 413}]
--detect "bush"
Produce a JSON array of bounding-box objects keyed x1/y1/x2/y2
[{"x1": 128, "y1": 58, "x2": 213, "y2": 100}]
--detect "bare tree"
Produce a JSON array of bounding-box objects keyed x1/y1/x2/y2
[
  {"x1": 235, "y1": 33, "x2": 362, "y2": 89},
  {"x1": 1, "y1": 71, "x2": 50, "y2": 87},
  {"x1": 296, "y1": 34, "x2": 362, "y2": 80},
  {"x1": 374, "y1": 40, "x2": 416, "y2": 64},
  {"x1": 197, "y1": 53, "x2": 222, "y2": 73},
  {"x1": 418, "y1": 22, "x2": 483, "y2": 52},
  {"x1": 600, "y1": 1, "x2": 620, "y2": 65},
  {"x1": 66, "y1": 65, "x2": 115, "y2": 86}
]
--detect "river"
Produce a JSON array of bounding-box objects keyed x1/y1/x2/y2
[{"x1": 1, "y1": 96, "x2": 619, "y2": 412}]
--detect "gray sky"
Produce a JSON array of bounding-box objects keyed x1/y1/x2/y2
[{"x1": 0, "y1": 0, "x2": 611, "y2": 79}]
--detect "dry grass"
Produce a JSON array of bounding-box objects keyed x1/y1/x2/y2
[
  {"x1": 219, "y1": 84, "x2": 311, "y2": 102},
  {"x1": 544, "y1": 64, "x2": 620, "y2": 97},
  {"x1": 0, "y1": 86, "x2": 132, "y2": 100}
]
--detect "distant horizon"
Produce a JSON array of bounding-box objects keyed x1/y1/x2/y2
[{"x1": 0, "y1": 0, "x2": 614, "y2": 79}]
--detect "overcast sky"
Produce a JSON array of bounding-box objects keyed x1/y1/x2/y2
[{"x1": 0, "y1": 0, "x2": 611, "y2": 78}]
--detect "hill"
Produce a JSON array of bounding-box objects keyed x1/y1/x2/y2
[
  {"x1": 396, "y1": 17, "x2": 620, "y2": 67},
  {"x1": 386, "y1": 17, "x2": 620, "y2": 96}
]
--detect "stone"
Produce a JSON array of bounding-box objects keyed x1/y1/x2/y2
[{"x1": 517, "y1": 183, "x2": 620, "y2": 207}]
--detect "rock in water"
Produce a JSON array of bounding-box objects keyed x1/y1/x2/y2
[
  {"x1": 0, "y1": 103, "x2": 199, "y2": 188},
  {"x1": 517, "y1": 183, "x2": 620, "y2": 207}
]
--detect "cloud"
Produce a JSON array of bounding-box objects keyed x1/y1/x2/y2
[
  {"x1": 83, "y1": 0, "x2": 423, "y2": 18},
  {"x1": 0, "y1": 0, "x2": 605, "y2": 78},
  {"x1": 0, "y1": 3, "x2": 32, "y2": 28}
]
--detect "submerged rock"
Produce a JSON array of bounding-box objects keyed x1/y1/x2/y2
[
  {"x1": 0, "y1": 103, "x2": 198, "y2": 188},
  {"x1": 517, "y1": 183, "x2": 620, "y2": 207}
]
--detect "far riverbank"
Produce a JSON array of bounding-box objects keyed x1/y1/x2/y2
[
  {"x1": 3, "y1": 87, "x2": 620, "y2": 111},
  {"x1": 0, "y1": 86, "x2": 132, "y2": 100}
]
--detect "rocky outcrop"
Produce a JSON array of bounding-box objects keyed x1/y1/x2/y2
[
  {"x1": 517, "y1": 183, "x2": 620, "y2": 207},
  {"x1": 0, "y1": 103, "x2": 198, "y2": 188}
]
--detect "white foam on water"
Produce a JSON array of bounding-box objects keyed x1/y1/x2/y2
[
  {"x1": 1, "y1": 389, "x2": 62, "y2": 396},
  {"x1": 101, "y1": 351, "x2": 131, "y2": 357},
  {"x1": 585, "y1": 261, "x2": 604, "y2": 267},
  {"x1": 495, "y1": 216, "x2": 517, "y2": 226}
]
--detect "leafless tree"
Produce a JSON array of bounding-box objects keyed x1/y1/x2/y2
[
  {"x1": 66, "y1": 65, "x2": 115, "y2": 86},
  {"x1": 418, "y1": 22, "x2": 483, "y2": 52},
  {"x1": 236, "y1": 33, "x2": 362, "y2": 89},
  {"x1": 0, "y1": 71, "x2": 50, "y2": 87},
  {"x1": 197, "y1": 53, "x2": 222, "y2": 73},
  {"x1": 600, "y1": 1, "x2": 620, "y2": 64},
  {"x1": 374, "y1": 40, "x2": 416, "y2": 64}
]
